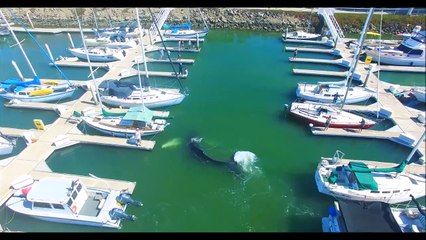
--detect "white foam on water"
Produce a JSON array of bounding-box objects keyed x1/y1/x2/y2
[{"x1": 233, "y1": 151, "x2": 258, "y2": 173}]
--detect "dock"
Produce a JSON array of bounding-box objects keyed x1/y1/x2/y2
[
  {"x1": 155, "y1": 36, "x2": 205, "y2": 43},
  {"x1": 292, "y1": 69, "x2": 362, "y2": 81},
  {"x1": 4, "y1": 99, "x2": 76, "y2": 113},
  {"x1": 66, "y1": 133, "x2": 156, "y2": 150},
  {"x1": 289, "y1": 57, "x2": 350, "y2": 68},
  {"x1": 145, "y1": 57, "x2": 195, "y2": 64},
  {"x1": 145, "y1": 45, "x2": 201, "y2": 53},
  {"x1": 119, "y1": 68, "x2": 188, "y2": 79},
  {"x1": 10, "y1": 26, "x2": 93, "y2": 34},
  {"x1": 372, "y1": 65, "x2": 426, "y2": 73},
  {"x1": 285, "y1": 46, "x2": 341, "y2": 56},
  {"x1": 282, "y1": 38, "x2": 334, "y2": 47},
  {"x1": 49, "y1": 59, "x2": 109, "y2": 68}
]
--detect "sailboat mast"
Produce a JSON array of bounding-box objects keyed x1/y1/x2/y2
[
  {"x1": 135, "y1": 8, "x2": 146, "y2": 106},
  {"x1": 92, "y1": 8, "x2": 99, "y2": 30},
  {"x1": 376, "y1": 9, "x2": 384, "y2": 119},
  {"x1": 340, "y1": 8, "x2": 374, "y2": 110},
  {"x1": 148, "y1": 8, "x2": 187, "y2": 94},
  {"x1": 405, "y1": 130, "x2": 426, "y2": 164},
  {"x1": 0, "y1": 10, "x2": 37, "y2": 77},
  {"x1": 198, "y1": 8, "x2": 209, "y2": 30},
  {"x1": 74, "y1": 8, "x2": 103, "y2": 107}
]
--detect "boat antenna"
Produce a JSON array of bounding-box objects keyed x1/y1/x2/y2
[
  {"x1": 148, "y1": 8, "x2": 187, "y2": 95},
  {"x1": 340, "y1": 7, "x2": 374, "y2": 111},
  {"x1": 6, "y1": 9, "x2": 71, "y2": 83},
  {"x1": 74, "y1": 8, "x2": 103, "y2": 108},
  {"x1": 0, "y1": 10, "x2": 36, "y2": 77}
]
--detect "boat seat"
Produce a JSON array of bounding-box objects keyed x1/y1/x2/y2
[{"x1": 97, "y1": 198, "x2": 106, "y2": 210}]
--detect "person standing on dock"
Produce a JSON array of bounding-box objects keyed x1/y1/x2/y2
[
  {"x1": 134, "y1": 128, "x2": 141, "y2": 146},
  {"x1": 359, "y1": 118, "x2": 366, "y2": 132},
  {"x1": 179, "y1": 62, "x2": 184, "y2": 75},
  {"x1": 324, "y1": 115, "x2": 332, "y2": 130},
  {"x1": 293, "y1": 48, "x2": 298, "y2": 58}
]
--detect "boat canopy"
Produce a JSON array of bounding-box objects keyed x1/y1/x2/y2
[
  {"x1": 163, "y1": 22, "x2": 191, "y2": 30},
  {"x1": 1, "y1": 76, "x2": 41, "y2": 89},
  {"x1": 348, "y1": 162, "x2": 378, "y2": 191},
  {"x1": 121, "y1": 105, "x2": 153, "y2": 123}
]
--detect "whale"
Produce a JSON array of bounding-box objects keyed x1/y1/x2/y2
[{"x1": 188, "y1": 137, "x2": 242, "y2": 175}]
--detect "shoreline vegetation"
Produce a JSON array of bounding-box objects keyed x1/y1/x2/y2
[{"x1": 5, "y1": 8, "x2": 425, "y2": 36}]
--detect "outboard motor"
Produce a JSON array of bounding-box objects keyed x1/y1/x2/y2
[
  {"x1": 116, "y1": 192, "x2": 143, "y2": 207},
  {"x1": 109, "y1": 208, "x2": 137, "y2": 221}
]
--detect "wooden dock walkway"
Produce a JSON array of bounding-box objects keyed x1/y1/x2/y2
[
  {"x1": 289, "y1": 57, "x2": 349, "y2": 68},
  {"x1": 4, "y1": 100, "x2": 75, "y2": 113},
  {"x1": 10, "y1": 26, "x2": 93, "y2": 34},
  {"x1": 49, "y1": 60, "x2": 109, "y2": 68},
  {"x1": 156, "y1": 36, "x2": 205, "y2": 43},
  {"x1": 145, "y1": 46, "x2": 201, "y2": 53},
  {"x1": 282, "y1": 38, "x2": 333, "y2": 47},
  {"x1": 119, "y1": 68, "x2": 188, "y2": 79},
  {"x1": 67, "y1": 133, "x2": 156, "y2": 151},
  {"x1": 293, "y1": 69, "x2": 363, "y2": 81},
  {"x1": 373, "y1": 65, "x2": 426, "y2": 73},
  {"x1": 285, "y1": 46, "x2": 341, "y2": 56},
  {"x1": 145, "y1": 57, "x2": 195, "y2": 64}
]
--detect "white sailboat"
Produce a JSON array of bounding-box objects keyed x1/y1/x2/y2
[
  {"x1": 100, "y1": 8, "x2": 185, "y2": 109},
  {"x1": 282, "y1": 30, "x2": 321, "y2": 41},
  {"x1": 68, "y1": 46, "x2": 126, "y2": 62},
  {"x1": 162, "y1": 9, "x2": 209, "y2": 39},
  {"x1": 315, "y1": 130, "x2": 426, "y2": 204},
  {"x1": 0, "y1": 10, "x2": 75, "y2": 103},
  {"x1": 412, "y1": 88, "x2": 426, "y2": 103}
]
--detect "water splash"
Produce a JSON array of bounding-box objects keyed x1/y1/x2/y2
[
  {"x1": 161, "y1": 138, "x2": 181, "y2": 149},
  {"x1": 233, "y1": 151, "x2": 258, "y2": 173}
]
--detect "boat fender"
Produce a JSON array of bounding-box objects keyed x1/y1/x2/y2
[{"x1": 71, "y1": 205, "x2": 77, "y2": 214}]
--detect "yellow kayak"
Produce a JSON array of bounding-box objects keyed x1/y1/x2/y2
[{"x1": 29, "y1": 88, "x2": 54, "y2": 97}]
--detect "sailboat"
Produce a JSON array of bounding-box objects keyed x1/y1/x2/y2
[
  {"x1": 79, "y1": 9, "x2": 169, "y2": 138},
  {"x1": 315, "y1": 130, "x2": 426, "y2": 204},
  {"x1": 0, "y1": 10, "x2": 75, "y2": 103},
  {"x1": 162, "y1": 9, "x2": 209, "y2": 38},
  {"x1": 296, "y1": 8, "x2": 375, "y2": 104},
  {"x1": 99, "y1": 8, "x2": 186, "y2": 109},
  {"x1": 288, "y1": 8, "x2": 377, "y2": 129}
]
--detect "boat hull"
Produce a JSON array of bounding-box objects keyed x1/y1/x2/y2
[
  {"x1": 296, "y1": 84, "x2": 374, "y2": 104},
  {"x1": 0, "y1": 88, "x2": 75, "y2": 103},
  {"x1": 412, "y1": 88, "x2": 426, "y2": 102},
  {"x1": 163, "y1": 30, "x2": 208, "y2": 38},
  {"x1": 366, "y1": 49, "x2": 426, "y2": 67},
  {"x1": 69, "y1": 48, "x2": 123, "y2": 62}
]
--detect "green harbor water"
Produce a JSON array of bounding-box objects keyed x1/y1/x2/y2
[{"x1": 0, "y1": 30, "x2": 425, "y2": 232}]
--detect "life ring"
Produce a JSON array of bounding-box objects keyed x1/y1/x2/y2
[{"x1": 71, "y1": 205, "x2": 77, "y2": 213}]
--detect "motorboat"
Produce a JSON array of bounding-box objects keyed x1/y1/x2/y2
[{"x1": 6, "y1": 176, "x2": 142, "y2": 229}]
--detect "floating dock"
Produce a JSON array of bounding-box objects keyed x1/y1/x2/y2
[
  {"x1": 145, "y1": 46, "x2": 201, "y2": 53},
  {"x1": 282, "y1": 38, "x2": 334, "y2": 47},
  {"x1": 155, "y1": 36, "x2": 205, "y2": 43},
  {"x1": 285, "y1": 46, "x2": 341, "y2": 56},
  {"x1": 292, "y1": 69, "x2": 362, "y2": 81},
  {"x1": 49, "y1": 59, "x2": 109, "y2": 68},
  {"x1": 372, "y1": 65, "x2": 426, "y2": 73},
  {"x1": 10, "y1": 26, "x2": 93, "y2": 34},
  {"x1": 289, "y1": 57, "x2": 350, "y2": 68}
]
